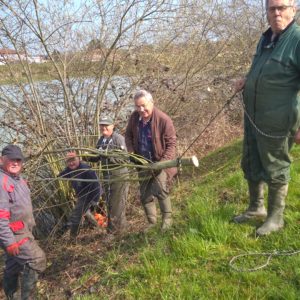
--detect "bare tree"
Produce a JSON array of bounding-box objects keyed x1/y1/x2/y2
[{"x1": 0, "y1": 0, "x2": 267, "y2": 237}]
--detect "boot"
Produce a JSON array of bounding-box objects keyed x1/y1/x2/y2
[
  {"x1": 233, "y1": 181, "x2": 267, "y2": 223},
  {"x1": 21, "y1": 265, "x2": 39, "y2": 300},
  {"x1": 143, "y1": 200, "x2": 157, "y2": 225},
  {"x1": 158, "y1": 197, "x2": 172, "y2": 231},
  {"x1": 256, "y1": 183, "x2": 288, "y2": 236},
  {"x1": 69, "y1": 224, "x2": 80, "y2": 243},
  {"x1": 3, "y1": 272, "x2": 19, "y2": 300}
]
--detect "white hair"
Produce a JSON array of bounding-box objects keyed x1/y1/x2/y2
[
  {"x1": 265, "y1": 0, "x2": 295, "y2": 9},
  {"x1": 133, "y1": 90, "x2": 153, "y2": 103}
]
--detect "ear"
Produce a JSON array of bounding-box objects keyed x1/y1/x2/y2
[
  {"x1": 292, "y1": 4, "x2": 297, "y2": 16},
  {"x1": 0, "y1": 156, "x2": 3, "y2": 164}
]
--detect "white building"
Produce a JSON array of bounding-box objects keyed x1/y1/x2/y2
[{"x1": 0, "y1": 48, "x2": 47, "y2": 65}]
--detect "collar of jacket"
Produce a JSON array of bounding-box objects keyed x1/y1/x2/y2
[
  {"x1": 263, "y1": 19, "x2": 295, "y2": 45},
  {"x1": 0, "y1": 168, "x2": 21, "y2": 180}
]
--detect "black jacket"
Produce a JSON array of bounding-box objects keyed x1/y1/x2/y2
[{"x1": 59, "y1": 162, "x2": 102, "y2": 200}]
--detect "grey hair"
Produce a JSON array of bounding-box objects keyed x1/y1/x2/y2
[
  {"x1": 133, "y1": 90, "x2": 153, "y2": 103},
  {"x1": 265, "y1": 0, "x2": 295, "y2": 8}
]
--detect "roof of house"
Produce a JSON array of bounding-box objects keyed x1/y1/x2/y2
[{"x1": 0, "y1": 48, "x2": 18, "y2": 55}]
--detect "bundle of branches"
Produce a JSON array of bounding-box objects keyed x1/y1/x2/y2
[
  {"x1": 35, "y1": 147, "x2": 199, "y2": 183},
  {"x1": 23, "y1": 139, "x2": 198, "y2": 240}
]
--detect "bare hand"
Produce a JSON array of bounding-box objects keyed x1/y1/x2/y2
[
  {"x1": 234, "y1": 78, "x2": 246, "y2": 93},
  {"x1": 294, "y1": 129, "x2": 300, "y2": 144}
]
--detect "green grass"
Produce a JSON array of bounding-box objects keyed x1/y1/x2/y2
[{"x1": 72, "y1": 139, "x2": 300, "y2": 299}]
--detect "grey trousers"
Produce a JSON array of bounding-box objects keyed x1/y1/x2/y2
[
  {"x1": 139, "y1": 170, "x2": 171, "y2": 208},
  {"x1": 4, "y1": 239, "x2": 46, "y2": 276},
  {"x1": 104, "y1": 179, "x2": 128, "y2": 234}
]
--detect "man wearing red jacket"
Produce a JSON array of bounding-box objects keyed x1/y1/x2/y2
[
  {"x1": 0, "y1": 144, "x2": 46, "y2": 299},
  {"x1": 125, "y1": 90, "x2": 177, "y2": 231}
]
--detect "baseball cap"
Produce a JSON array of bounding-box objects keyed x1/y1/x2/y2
[
  {"x1": 2, "y1": 144, "x2": 24, "y2": 161},
  {"x1": 99, "y1": 116, "x2": 114, "y2": 125}
]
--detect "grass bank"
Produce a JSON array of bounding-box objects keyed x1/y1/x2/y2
[{"x1": 41, "y1": 139, "x2": 300, "y2": 299}]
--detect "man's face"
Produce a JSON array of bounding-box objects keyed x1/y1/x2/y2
[
  {"x1": 1, "y1": 156, "x2": 23, "y2": 175},
  {"x1": 66, "y1": 157, "x2": 80, "y2": 170},
  {"x1": 267, "y1": 0, "x2": 296, "y2": 34},
  {"x1": 134, "y1": 96, "x2": 154, "y2": 121},
  {"x1": 100, "y1": 124, "x2": 114, "y2": 138}
]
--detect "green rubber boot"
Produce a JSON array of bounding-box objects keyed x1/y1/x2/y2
[
  {"x1": 143, "y1": 199, "x2": 157, "y2": 225},
  {"x1": 69, "y1": 224, "x2": 80, "y2": 243},
  {"x1": 256, "y1": 183, "x2": 288, "y2": 236},
  {"x1": 158, "y1": 197, "x2": 172, "y2": 231},
  {"x1": 233, "y1": 181, "x2": 267, "y2": 223}
]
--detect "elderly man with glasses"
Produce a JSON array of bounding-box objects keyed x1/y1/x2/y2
[{"x1": 233, "y1": 0, "x2": 300, "y2": 236}]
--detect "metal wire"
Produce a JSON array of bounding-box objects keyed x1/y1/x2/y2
[
  {"x1": 229, "y1": 249, "x2": 300, "y2": 272},
  {"x1": 180, "y1": 93, "x2": 238, "y2": 158},
  {"x1": 180, "y1": 91, "x2": 296, "y2": 159},
  {"x1": 238, "y1": 94, "x2": 293, "y2": 139}
]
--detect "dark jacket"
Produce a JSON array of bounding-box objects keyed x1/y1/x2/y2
[
  {"x1": 0, "y1": 169, "x2": 35, "y2": 248},
  {"x1": 89, "y1": 131, "x2": 128, "y2": 177},
  {"x1": 125, "y1": 106, "x2": 177, "y2": 180},
  {"x1": 59, "y1": 162, "x2": 102, "y2": 201},
  {"x1": 243, "y1": 21, "x2": 300, "y2": 136}
]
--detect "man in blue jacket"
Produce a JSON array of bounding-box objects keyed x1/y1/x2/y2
[{"x1": 59, "y1": 152, "x2": 103, "y2": 239}]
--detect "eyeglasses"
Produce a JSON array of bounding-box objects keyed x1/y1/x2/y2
[{"x1": 267, "y1": 5, "x2": 293, "y2": 13}]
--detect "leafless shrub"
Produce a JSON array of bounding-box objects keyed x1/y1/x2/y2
[{"x1": 0, "y1": 0, "x2": 267, "y2": 237}]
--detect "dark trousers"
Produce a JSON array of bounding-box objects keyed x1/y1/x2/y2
[
  {"x1": 69, "y1": 194, "x2": 99, "y2": 236},
  {"x1": 3, "y1": 238, "x2": 46, "y2": 299}
]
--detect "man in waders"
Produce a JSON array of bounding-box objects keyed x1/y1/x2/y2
[
  {"x1": 233, "y1": 0, "x2": 300, "y2": 235},
  {"x1": 87, "y1": 116, "x2": 128, "y2": 236},
  {"x1": 0, "y1": 144, "x2": 46, "y2": 299},
  {"x1": 125, "y1": 90, "x2": 177, "y2": 231}
]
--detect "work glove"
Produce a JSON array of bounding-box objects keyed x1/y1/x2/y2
[{"x1": 6, "y1": 243, "x2": 20, "y2": 256}]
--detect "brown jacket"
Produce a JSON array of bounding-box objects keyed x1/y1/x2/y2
[{"x1": 125, "y1": 107, "x2": 177, "y2": 180}]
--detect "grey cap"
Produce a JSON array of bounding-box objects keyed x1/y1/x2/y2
[
  {"x1": 99, "y1": 116, "x2": 114, "y2": 125},
  {"x1": 2, "y1": 144, "x2": 24, "y2": 161}
]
